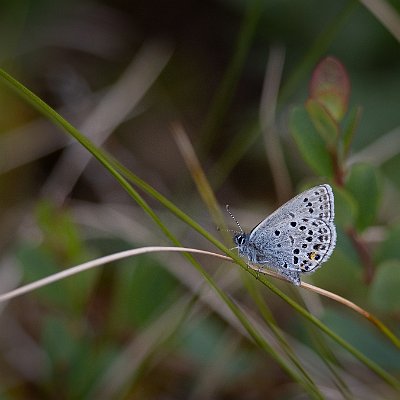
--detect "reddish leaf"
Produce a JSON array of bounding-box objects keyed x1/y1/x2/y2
[{"x1": 309, "y1": 57, "x2": 350, "y2": 122}]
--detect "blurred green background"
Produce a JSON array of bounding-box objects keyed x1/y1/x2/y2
[{"x1": 0, "y1": 0, "x2": 400, "y2": 399}]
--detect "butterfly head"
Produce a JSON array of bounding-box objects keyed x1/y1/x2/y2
[
  {"x1": 225, "y1": 205, "x2": 250, "y2": 255},
  {"x1": 233, "y1": 232, "x2": 249, "y2": 253}
]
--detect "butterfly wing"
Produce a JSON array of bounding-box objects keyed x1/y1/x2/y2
[
  {"x1": 248, "y1": 184, "x2": 336, "y2": 273},
  {"x1": 249, "y1": 184, "x2": 334, "y2": 232}
]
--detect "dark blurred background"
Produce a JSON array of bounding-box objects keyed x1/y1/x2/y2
[{"x1": 1, "y1": 0, "x2": 399, "y2": 206}]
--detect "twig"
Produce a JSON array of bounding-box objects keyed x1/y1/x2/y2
[{"x1": 0, "y1": 245, "x2": 398, "y2": 349}]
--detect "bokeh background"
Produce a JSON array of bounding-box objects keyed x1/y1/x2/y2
[{"x1": 0, "y1": 0, "x2": 400, "y2": 399}]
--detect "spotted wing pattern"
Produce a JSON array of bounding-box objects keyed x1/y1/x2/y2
[{"x1": 246, "y1": 184, "x2": 336, "y2": 278}]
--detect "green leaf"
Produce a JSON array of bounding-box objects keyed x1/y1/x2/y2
[
  {"x1": 305, "y1": 99, "x2": 339, "y2": 146},
  {"x1": 180, "y1": 317, "x2": 257, "y2": 379},
  {"x1": 110, "y1": 256, "x2": 179, "y2": 329},
  {"x1": 369, "y1": 260, "x2": 400, "y2": 313},
  {"x1": 67, "y1": 340, "x2": 116, "y2": 398},
  {"x1": 42, "y1": 316, "x2": 115, "y2": 397},
  {"x1": 17, "y1": 242, "x2": 98, "y2": 313},
  {"x1": 289, "y1": 106, "x2": 334, "y2": 178},
  {"x1": 34, "y1": 200, "x2": 99, "y2": 312},
  {"x1": 341, "y1": 105, "x2": 362, "y2": 157},
  {"x1": 322, "y1": 308, "x2": 400, "y2": 370},
  {"x1": 332, "y1": 186, "x2": 357, "y2": 229},
  {"x1": 35, "y1": 200, "x2": 86, "y2": 265},
  {"x1": 42, "y1": 317, "x2": 78, "y2": 367},
  {"x1": 310, "y1": 227, "x2": 363, "y2": 296},
  {"x1": 375, "y1": 224, "x2": 400, "y2": 264},
  {"x1": 345, "y1": 163, "x2": 380, "y2": 231},
  {"x1": 180, "y1": 318, "x2": 225, "y2": 365},
  {"x1": 17, "y1": 244, "x2": 69, "y2": 309}
]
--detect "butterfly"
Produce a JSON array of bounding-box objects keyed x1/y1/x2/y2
[{"x1": 228, "y1": 184, "x2": 336, "y2": 285}]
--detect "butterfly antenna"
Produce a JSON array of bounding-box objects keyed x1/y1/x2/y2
[
  {"x1": 225, "y1": 205, "x2": 243, "y2": 233},
  {"x1": 216, "y1": 226, "x2": 237, "y2": 233}
]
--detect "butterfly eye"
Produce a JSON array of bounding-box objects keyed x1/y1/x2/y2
[{"x1": 235, "y1": 234, "x2": 246, "y2": 245}]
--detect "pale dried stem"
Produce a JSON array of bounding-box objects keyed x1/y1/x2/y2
[{"x1": 0, "y1": 245, "x2": 379, "y2": 318}]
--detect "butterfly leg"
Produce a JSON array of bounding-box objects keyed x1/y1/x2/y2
[
  {"x1": 256, "y1": 265, "x2": 262, "y2": 280},
  {"x1": 245, "y1": 262, "x2": 261, "y2": 279},
  {"x1": 243, "y1": 262, "x2": 252, "y2": 276}
]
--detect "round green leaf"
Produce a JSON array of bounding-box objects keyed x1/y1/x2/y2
[
  {"x1": 375, "y1": 224, "x2": 400, "y2": 264},
  {"x1": 305, "y1": 99, "x2": 339, "y2": 146},
  {"x1": 331, "y1": 185, "x2": 357, "y2": 229},
  {"x1": 369, "y1": 260, "x2": 400, "y2": 313},
  {"x1": 345, "y1": 163, "x2": 380, "y2": 232},
  {"x1": 289, "y1": 106, "x2": 334, "y2": 178}
]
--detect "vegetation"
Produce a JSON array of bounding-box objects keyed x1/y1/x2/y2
[{"x1": 0, "y1": 1, "x2": 399, "y2": 398}]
